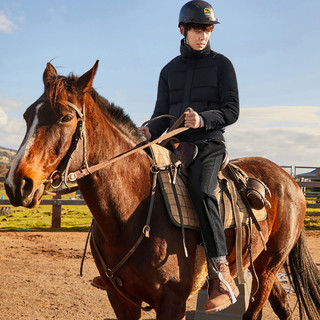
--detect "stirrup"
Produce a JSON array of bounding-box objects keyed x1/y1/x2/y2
[{"x1": 216, "y1": 271, "x2": 237, "y2": 304}]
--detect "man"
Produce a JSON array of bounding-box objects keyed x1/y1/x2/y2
[
  {"x1": 140, "y1": 0, "x2": 240, "y2": 314},
  {"x1": 92, "y1": 0, "x2": 239, "y2": 314}
]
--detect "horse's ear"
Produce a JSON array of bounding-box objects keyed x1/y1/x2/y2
[
  {"x1": 43, "y1": 62, "x2": 58, "y2": 87},
  {"x1": 77, "y1": 60, "x2": 99, "y2": 92}
]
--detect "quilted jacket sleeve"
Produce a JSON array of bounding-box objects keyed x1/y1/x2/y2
[{"x1": 199, "y1": 54, "x2": 239, "y2": 130}]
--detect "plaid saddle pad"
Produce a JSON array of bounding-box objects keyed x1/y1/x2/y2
[{"x1": 149, "y1": 144, "x2": 267, "y2": 230}]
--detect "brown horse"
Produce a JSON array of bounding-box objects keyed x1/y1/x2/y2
[{"x1": 5, "y1": 61, "x2": 320, "y2": 320}]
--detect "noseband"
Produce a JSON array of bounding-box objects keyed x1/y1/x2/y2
[{"x1": 44, "y1": 101, "x2": 90, "y2": 193}]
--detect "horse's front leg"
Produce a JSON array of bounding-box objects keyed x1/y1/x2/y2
[
  {"x1": 155, "y1": 291, "x2": 187, "y2": 320},
  {"x1": 106, "y1": 288, "x2": 142, "y2": 320}
]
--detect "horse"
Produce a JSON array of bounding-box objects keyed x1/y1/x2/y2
[{"x1": 5, "y1": 61, "x2": 320, "y2": 320}]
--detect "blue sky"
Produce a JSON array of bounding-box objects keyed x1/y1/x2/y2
[{"x1": 1, "y1": 0, "x2": 320, "y2": 166}]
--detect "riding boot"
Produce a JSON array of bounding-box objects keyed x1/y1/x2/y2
[
  {"x1": 205, "y1": 260, "x2": 239, "y2": 314},
  {"x1": 91, "y1": 276, "x2": 107, "y2": 291}
]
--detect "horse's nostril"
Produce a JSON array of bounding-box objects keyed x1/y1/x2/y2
[{"x1": 20, "y1": 177, "x2": 34, "y2": 199}]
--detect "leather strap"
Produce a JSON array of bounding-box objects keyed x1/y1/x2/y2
[
  {"x1": 88, "y1": 169, "x2": 159, "y2": 312},
  {"x1": 249, "y1": 217, "x2": 259, "y2": 301},
  {"x1": 225, "y1": 164, "x2": 267, "y2": 250},
  {"x1": 168, "y1": 107, "x2": 194, "y2": 132},
  {"x1": 67, "y1": 126, "x2": 189, "y2": 181},
  {"x1": 80, "y1": 219, "x2": 94, "y2": 277},
  {"x1": 142, "y1": 114, "x2": 178, "y2": 127},
  {"x1": 168, "y1": 164, "x2": 188, "y2": 258},
  {"x1": 229, "y1": 180, "x2": 245, "y2": 284}
]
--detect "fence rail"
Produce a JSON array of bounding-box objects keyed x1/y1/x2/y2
[
  {"x1": 297, "y1": 181, "x2": 320, "y2": 188},
  {"x1": 0, "y1": 199, "x2": 86, "y2": 206},
  {"x1": 0, "y1": 176, "x2": 85, "y2": 227}
]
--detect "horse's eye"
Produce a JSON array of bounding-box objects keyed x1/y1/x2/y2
[{"x1": 60, "y1": 114, "x2": 73, "y2": 123}]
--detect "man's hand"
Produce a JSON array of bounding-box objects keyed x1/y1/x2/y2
[
  {"x1": 184, "y1": 110, "x2": 203, "y2": 128},
  {"x1": 138, "y1": 126, "x2": 151, "y2": 141}
]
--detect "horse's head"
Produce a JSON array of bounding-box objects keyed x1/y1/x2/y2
[{"x1": 5, "y1": 61, "x2": 99, "y2": 208}]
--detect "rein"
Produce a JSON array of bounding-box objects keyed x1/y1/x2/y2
[
  {"x1": 45, "y1": 101, "x2": 189, "y2": 195},
  {"x1": 67, "y1": 124, "x2": 188, "y2": 182}
]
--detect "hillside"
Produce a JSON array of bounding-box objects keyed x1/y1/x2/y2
[
  {"x1": 0, "y1": 146, "x2": 16, "y2": 176},
  {"x1": 0, "y1": 146, "x2": 16, "y2": 166}
]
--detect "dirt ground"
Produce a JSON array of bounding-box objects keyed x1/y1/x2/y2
[{"x1": 0, "y1": 230, "x2": 319, "y2": 320}]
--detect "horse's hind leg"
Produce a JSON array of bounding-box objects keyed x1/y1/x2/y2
[
  {"x1": 106, "y1": 288, "x2": 142, "y2": 320},
  {"x1": 268, "y1": 277, "x2": 292, "y2": 319},
  {"x1": 243, "y1": 253, "x2": 286, "y2": 320}
]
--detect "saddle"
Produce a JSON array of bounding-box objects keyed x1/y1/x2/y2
[
  {"x1": 149, "y1": 142, "x2": 268, "y2": 230},
  {"x1": 149, "y1": 142, "x2": 270, "y2": 283}
]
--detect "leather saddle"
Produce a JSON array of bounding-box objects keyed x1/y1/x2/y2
[{"x1": 160, "y1": 137, "x2": 229, "y2": 172}]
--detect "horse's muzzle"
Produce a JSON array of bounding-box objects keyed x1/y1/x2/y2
[{"x1": 4, "y1": 177, "x2": 45, "y2": 208}]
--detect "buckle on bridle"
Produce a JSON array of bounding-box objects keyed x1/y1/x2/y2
[
  {"x1": 142, "y1": 225, "x2": 150, "y2": 238},
  {"x1": 106, "y1": 268, "x2": 114, "y2": 279},
  {"x1": 47, "y1": 170, "x2": 63, "y2": 189}
]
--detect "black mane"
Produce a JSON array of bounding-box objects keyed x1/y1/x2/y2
[
  {"x1": 90, "y1": 89, "x2": 144, "y2": 144},
  {"x1": 48, "y1": 72, "x2": 145, "y2": 144}
]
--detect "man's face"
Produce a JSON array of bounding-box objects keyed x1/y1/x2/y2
[{"x1": 180, "y1": 26, "x2": 212, "y2": 51}]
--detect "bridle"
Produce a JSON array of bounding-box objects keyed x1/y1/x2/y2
[
  {"x1": 44, "y1": 101, "x2": 90, "y2": 194},
  {"x1": 44, "y1": 101, "x2": 189, "y2": 195}
]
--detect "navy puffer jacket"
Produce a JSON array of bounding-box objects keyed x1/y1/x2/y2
[{"x1": 148, "y1": 39, "x2": 239, "y2": 143}]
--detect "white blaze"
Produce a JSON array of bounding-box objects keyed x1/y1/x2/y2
[{"x1": 6, "y1": 103, "x2": 43, "y2": 191}]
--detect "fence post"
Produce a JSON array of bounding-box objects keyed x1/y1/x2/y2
[{"x1": 51, "y1": 194, "x2": 61, "y2": 228}]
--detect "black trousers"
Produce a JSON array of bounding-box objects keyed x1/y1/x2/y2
[{"x1": 187, "y1": 140, "x2": 227, "y2": 259}]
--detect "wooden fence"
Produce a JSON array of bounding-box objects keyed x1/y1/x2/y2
[
  {"x1": 1, "y1": 165, "x2": 320, "y2": 227},
  {"x1": 294, "y1": 166, "x2": 320, "y2": 213},
  {"x1": 0, "y1": 176, "x2": 85, "y2": 228}
]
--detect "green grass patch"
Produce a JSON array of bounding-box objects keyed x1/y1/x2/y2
[
  {"x1": 1, "y1": 188, "x2": 320, "y2": 231},
  {"x1": 0, "y1": 205, "x2": 92, "y2": 232},
  {"x1": 0, "y1": 187, "x2": 92, "y2": 231},
  {"x1": 304, "y1": 216, "x2": 320, "y2": 230}
]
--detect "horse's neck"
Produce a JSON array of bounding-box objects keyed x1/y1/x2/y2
[
  {"x1": 79, "y1": 110, "x2": 151, "y2": 243},
  {"x1": 89, "y1": 112, "x2": 135, "y2": 160}
]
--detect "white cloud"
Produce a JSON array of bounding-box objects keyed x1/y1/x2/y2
[
  {"x1": 237, "y1": 106, "x2": 320, "y2": 127},
  {"x1": 0, "y1": 106, "x2": 25, "y2": 149},
  {"x1": 0, "y1": 97, "x2": 23, "y2": 111},
  {"x1": 0, "y1": 11, "x2": 18, "y2": 34},
  {"x1": 0, "y1": 107, "x2": 8, "y2": 126},
  {"x1": 225, "y1": 106, "x2": 320, "y2": 167}
]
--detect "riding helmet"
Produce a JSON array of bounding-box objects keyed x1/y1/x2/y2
[{"x1": 178, "y1": 0, "x2": 219, "y2": 26}]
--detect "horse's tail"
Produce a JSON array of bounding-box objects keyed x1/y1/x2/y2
[{"x1": 284, "y1": 228, "x2": 320, "y2": 320}]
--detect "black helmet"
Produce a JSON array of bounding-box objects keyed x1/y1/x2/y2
[{"x1": 179, "y1": 0, "x2": 219, "y2": 26}]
